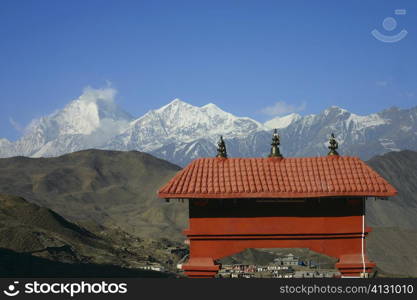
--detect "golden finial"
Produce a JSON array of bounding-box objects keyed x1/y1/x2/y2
[
  {"x1": 268, "y1": 129, "x2": 283, "y2": 158},
  {"x1": 216, "y1": 136, "x2": 227, "y2": 158},
  {"x1": 328, "y1": 133, "x2": 339, "y2": 156}
]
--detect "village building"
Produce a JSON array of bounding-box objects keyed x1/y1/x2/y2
[
  {"x1": 158, "y1": 130, "x2": 397, "y2": 278},
  {"x1": 274, "y1": 253, "x2": 299, "y2": 266}
]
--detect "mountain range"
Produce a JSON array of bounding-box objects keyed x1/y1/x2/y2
[{"x1": 1, "y1": 89, "x2": 416, "y2": 165}]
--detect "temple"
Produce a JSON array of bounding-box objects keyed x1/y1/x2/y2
[{"x1": 158, "y1": 132, "x2": 397, "y2": 278}]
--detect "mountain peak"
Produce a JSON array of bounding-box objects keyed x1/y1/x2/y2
[
  {"x1": 167, "y1": 98, "x2": 192, "y2": 107},
  {"x1": 49, "y1": 87, "x2": 132, "y2": 135},
  {"x1": 327, "y1": 105, "x2": 348, "y2": 111},
  {"x1": 201, "y1": 102, "x2": 224, "y2": 112},
  {"x1": 323, "y1": 105, "x2": 349, "y2": 117},
  {"x1": 169, "y1": 98, "x2": 184, "y2": 104},
  {"x1": 155, "y1": 98, "x2": 195, "y2": 113},
  {"x1": 202, "y1": 102, "x2": 216, "y2": 108},
  {"x1": 264, "y1": 113, "x2": 301, "y2": 129}
]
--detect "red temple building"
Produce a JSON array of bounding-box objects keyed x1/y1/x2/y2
[{"x1": 158, "y1": 131, "x2": 397, "y2": 278}]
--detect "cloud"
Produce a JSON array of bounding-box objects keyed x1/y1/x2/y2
[
  {"x1": 87, "y1": 118, "x2": 130, "y2": 146},
  {"x1": 376, "y1": 81, "x2": 389, "y2": 87},
  {"x1": 398, "y1": 91, "x2": 415, "y2": 98},
  {"x1": 9, "y1": 117, "x2": 23, "y2": 133},
  {"x1": 74, "y1": 85, "x2": 131, "y2": 146},
  {"x1": 260, "y1": 101, "x2": 306, "y2": 116},
  {"x1": 78, "y1": 85, "x2": 117, "y2": 105}
]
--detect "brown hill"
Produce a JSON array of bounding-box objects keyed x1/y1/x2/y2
[
  {"x1": 0, "y1": 194, "x2": 181, "y2": 277},
  {"x1": 0, "y1": 149, "x2": 188, "y2": 241}
]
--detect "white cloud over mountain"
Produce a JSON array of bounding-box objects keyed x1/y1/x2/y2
[{"x1": 260, "y1": 100, "x2": 306, "y2": 116}]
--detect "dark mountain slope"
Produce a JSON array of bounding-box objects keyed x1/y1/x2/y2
[
  {"x1": 366, "y1": 150, "x2": 417, "y2": 229},
  {"x1": 0, "y1": 149, "x2": 188, "y2": 241},
  {"x1": 365, "y1": 150, "x2": 417, "y2": 277},
  {"x1": 0, "y1": 248, "x2": 172, "y2": 278},
  {"x1": 0, "y1": 194, "x2": 180, "y2": 277},
  {"x1": 367, "y1": 227, "x2": 417, "y2": 277}
]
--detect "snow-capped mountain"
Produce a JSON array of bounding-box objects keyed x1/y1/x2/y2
[
  {"x1": 1, "y1": 88, "x2": 417, "y2": 167},
  {"x1": 0, "y1": 138, "x2": 14, "y2": 157},
  {"x1": 0, "y1": 87, "x2": 133, "y2": 158},
  {"x1": 264, "y1": 113, "x2": 301, "y2": 129},
  {"x1": 145, "y1": 104, "x2": 416, "y2": 165},
  {"x1": 101, "y1": 98, "x2": 266, "y2": 152}
]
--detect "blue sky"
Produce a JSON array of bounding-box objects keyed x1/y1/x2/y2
[{"x1": 1, "y1": 0, "x2": 416, "y2": 140}]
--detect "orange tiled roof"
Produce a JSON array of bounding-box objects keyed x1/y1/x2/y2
[{"x1": 158, "y1": 156, "x2": 397, "y2": 199}]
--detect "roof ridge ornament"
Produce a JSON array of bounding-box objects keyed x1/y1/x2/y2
[
  {"x1": 328, "y1": 133, "x2": 339, "y2": 156},
  {"x1": 216, "y1": 136, "x2": 228, "y2": 158},
  {"x1": 268, "y1": 129, "x2": 283, "y2": 158}
]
